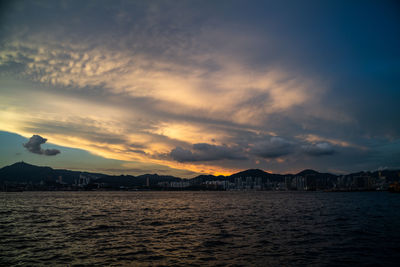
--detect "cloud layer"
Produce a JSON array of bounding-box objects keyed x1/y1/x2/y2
[
  {"x1": 303, "y1": 142, "x2": 335, "y2": 156},
  {"x1": 170, "y1": 143, "x2": 246, "y2": 162},
  {"x1": 0, "y1": 1, "x2": 399, "y2": 175},
  {"x1": 251, "y1": 137, "x2": 295, "y2": 159}
]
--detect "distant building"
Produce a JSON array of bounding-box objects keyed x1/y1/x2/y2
[
  {"x1": 235, "y1": 177, "x2": 243, "y2": 190},
  {"x1": 245, "y1": 177, "x2": 253, "y2": 189},
  {"x1": 292, "y1": 176, "x2": 305, "y2": 190},
  {"x1": 78, "y1": 174, "x2": 90, "y2": 187},
  {"x1": 305, "y1": 175, "x2": 316, "y2": 191},
  {"x1": 254, "y1": 177, "x2": 262, "y2": 190},
  {"x1": 170, "y1": 181, "x2": 190, "y2": 188},
  {"x1": 285, "y1": 176, "x2": 292, "y2": 190}
]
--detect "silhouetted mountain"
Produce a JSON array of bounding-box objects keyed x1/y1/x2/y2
[
  {"x1": 230, "y1": 169, "x2": 269, "y2": 178},
  {"x1": 0, "y1": 162, "x2": 184, "y2": 188},
  {"x1": 191, "y1": 174, "x2": 218, "y2": 183},
  {"x1": 0, "y1": 162, "x2": 54, "y2": 184},
  {"x1": 0, "y1": 161, "x2": 103, "y2": 185},
  {"x1": 296, "y1": 169, "x2": 337, "y2": 178},
  {"x1": 296, "y1": 169, "x2": 320, "y2": 176},
  {"x1": 228, "y1": 169, "x2": 285, "y2": 183}
]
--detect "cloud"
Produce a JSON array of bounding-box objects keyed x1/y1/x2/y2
[
  {"x1": 250, "y1": 137, "x2": 294, "y2": 158},
  {"x1": 23, "y1": 135, "x2": 60, "y2": 156},
  {"x1": 170, "y1": 143, "x2": 246, "y2": 162},
  {"x1": 303, "y1": 142, "x2": 335, "y2": 156}
]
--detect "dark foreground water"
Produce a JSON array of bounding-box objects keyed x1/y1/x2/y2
[{"x1": 1, "y1": 191, "x2": 400, "y2": 266}]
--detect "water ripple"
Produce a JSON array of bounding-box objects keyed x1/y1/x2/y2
[{"x1": 1, "y1": 191, "x2": 400, "y2": 266}]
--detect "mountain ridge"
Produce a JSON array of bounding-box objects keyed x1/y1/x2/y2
[
  {"x1": 1, "y1": 161, "x2": 330, "y2": 181},
  {"x1": 2, "y1": 161, "x2": 399, "y2": 181}
]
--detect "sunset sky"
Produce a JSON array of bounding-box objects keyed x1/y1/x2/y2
[{"x1": 0, "y1": 0, "x2": 399, "y2": 177}]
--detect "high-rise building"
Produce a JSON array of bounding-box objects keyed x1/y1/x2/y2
[
  {"x1": 235, "y1": 177, "x2": 243, "y2": 190},
  {"x1": 245, "y1": 177, "x2": 253, "y2": 189},
  {"x1": 285, "y1": 176, "x2": 292, "y2": 190},
  {"x1": 78, "y1": 174, "x2": 90, "y2": 186},
  {"x1": 254, "y1": 177, "x2": 262, "y2": 190}
]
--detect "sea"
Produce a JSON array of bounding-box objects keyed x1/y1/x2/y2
[{"x1": 1, "y1": 191, "x2": 399, "y2": 266}]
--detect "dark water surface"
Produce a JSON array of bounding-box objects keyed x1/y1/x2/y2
[{"x1": 1, "y1": 191, "x2": 400, "y2": 266}]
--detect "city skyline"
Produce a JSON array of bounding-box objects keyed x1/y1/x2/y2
[
  {"x1": 1, "y1": 161, "x2": 397, "y2": 192},
  {"x1": 1, "y1": 1, "x2": 399, "y2": 177}
]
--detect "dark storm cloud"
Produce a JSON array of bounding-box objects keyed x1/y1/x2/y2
[
  {"x1": 170, "y1": 143, "x2": 246, "y2": 162},
  {"x1": 303, "y1": 142, "x2": 335, "y2": 156},
  {"x1": 250, "y1": 137, "x2": 294, "y2": 159},
  {"x1": 23, "y1": 135, "x2": 60, "y2": 156}
]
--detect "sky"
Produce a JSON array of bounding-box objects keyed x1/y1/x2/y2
[{"x1": 0, "y1": 0, "x2": 399, "y2": 177}]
